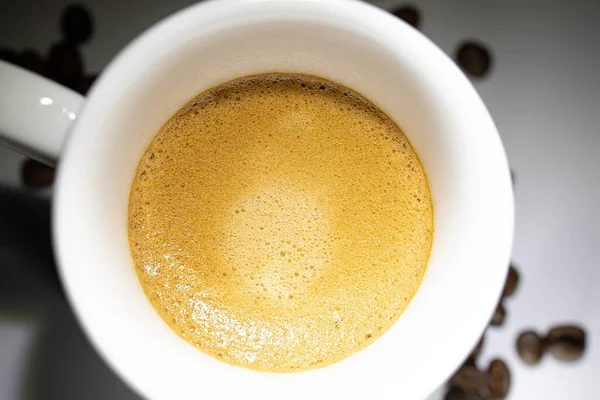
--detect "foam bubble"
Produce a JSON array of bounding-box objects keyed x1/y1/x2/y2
[{"x1": 128, "y1": 73, "x2": 433, "y2": 372}]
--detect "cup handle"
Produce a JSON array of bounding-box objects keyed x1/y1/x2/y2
[{"x1": 0, "y1": 60, "x2": 85, "y2": 165}]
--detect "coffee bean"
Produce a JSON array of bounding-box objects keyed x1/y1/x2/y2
[
  {"x1": 60, "y1": 4, "x2": 94, "y2": 44},
  {"x1": 546, "y1": 325, "x2": 586, "y2": 361},
  {"x1": 510, "y1": 170, "x2": 516, "y2": 186},
  {"x1": 516, "y1": 330, "x2": 544, "y2": 365},
  {"x1": 445, "y1": 386, "x2": 488, "y2": 400},
  {"x1": 391, "y1": 5, "x2": 421, "y2": 29},
  {"x1": 0, "y1": 47, "x2": 18, "y2": 64},
  {"x1": 18, "y1": 49, "x2": 46, "y2": 76},
  {"x1": 490, "y1": 301, "x2": 506, "y2": 326},
  {"x1": 445, "y1": 386, "x2": 467, "y2": 400},
  {"x1": 451, "y1": 364, "x2": 489, "y2": 391},
  {"x1": 502, "y1": 265, "x2": 519, "y2": 298},
  {"x1": 488, "y1": 359, "x2": 510, "y2": 399},
  {"x1": 47, "y1": 41, "x2": 83, "y2": 89},
  {"x1": 22, "y1": 159, "x2": 55, "y2": 187},
  {"x1": 455, "y1": 41, "x2": 492, "y2": 78}
]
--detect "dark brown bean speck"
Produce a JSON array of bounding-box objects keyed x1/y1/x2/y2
[
  {"x1": 455, "y1": 41, "x2": 493, "y2": 78},
  {"x1": 490, "y1": 302, "x2": 506, "y2": 326},
  {"x1": 451, "y1": 364, "x2": 489, "y2": 391},
  {"x1": 444, "y1": 386, "x2": 467, "y2": 400},
  {"x1": 546, "y1": 325, "x2": 586, "y2": 362},
  {"x1": 503, "y1": 265, "x2": 519, "y2": 298},
  {"x1": 516, "y1": 330, "x2": 544, "y2": 365},
  {"x1": 488, "y1": 359, "x2": 511, "y2": 398},
  {"x1": 391, "y1": 5, "x2": 421, "y2": 29}
]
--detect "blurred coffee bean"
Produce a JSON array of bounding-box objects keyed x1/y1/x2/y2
[
  {"x1": 488, "y1": 359, "x2": 510, "y2": 399},
  {"x1": 510, "y1": 170, "x2": 516, "y2": 186},
  {"x1": 451, "y1": 364, "x2": 489, "y2": 391},
  {"x1": 445, "y1": 386, "x2": 487, "y2": 400},
  {"x1": 462, "y1": 355, "x2": 477, "y2": 369},
  {"x1": 445, "y1": 386, "x2": 467, "y2": 400},
  {"x1": 455, "y1": 41, "x2": 492, "y2": 78},
  {"x1": 18, "y1": 49, "x2": 46, "y2": 76},
  {"x1": 490, "y1": 302, "x2": 506, "y2": 326},
  {"x1": 546, "y1": 325, "x2": 586, "y2": 361},
  {"x1": 472, "y1": 334, "x2": 485, "y2": 359},
  {"x1": 76, "y1": 73, "x2": 98, "y2": 95},
  {"x1": 502, "y1": 265, "x2": 519, "y2": 298},
  {"x1": 22, "y1": 159, "x2": 55, "y2": 187},
  {"x1": 391, "y1": 5, "x2": 421, "y2": 29},
  {"x1": 516, "y1": 330, "x2": 544, "y2": 365},
  {"x1": 0, "y1": 47, "x2": 18, "y2": 64},
  {"x1": 47, "y1": 41, "x2": 83, "y2": 89},
  {"x1": 61, "y1": 4, "x2": 94, "y2": 44}
]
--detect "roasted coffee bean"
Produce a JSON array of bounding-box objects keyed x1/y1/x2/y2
[
  {"x1": 455, "y1": 41, "x2": 492, "y2": 78},
  {"x1": 490, "y1": 302, "x2": 506, "y2": 326},
  {"x1": 18, "y1": 49, "x2": 46, "y2": 76},
  {"x1": 76, "y1": 73, "x2": 98, "y2": 95},
  {"x1": 22, "y1": 159, "x2": 55, "y2": 187},
  {"x1": 502, "y1": 265, "x2": 519, "y2": 298},
  {"x1": 47, "y1": 41, "x2": 83, "y2": 89},
  {"x1": 445, "y1": 385, "x2": 489, "y2": 400},
  {"x1": 451, "y1": 364, "x2": 489, "y2": 391},
  {"x1": 546, "y1": 325, "x2": 586, "y2": 361},
  {"x1": 510, "y1": 170, "x2": 516, "y2": 186},
  {"x1": 447, "y1": 385, "x2": 488, "y2": 400},
  {"x1": 445, "y1": 386, "x2": 467, "y2": 400},
  {"x1": 516, "y1": 330, "x2": 544, "y2": 365},
  {"x1": 462, "y1": 355, "x2": 477, "y2": 368},
  {"x1": 488, "y1": 359, "x2": 510, "y2": 399},
  {"x1": 0, "y1": 47, "x2": 18, "y2": 64},
  {"x1": 61, "y1": 4, "x2": 94, "y2": 44},
  {"x1": 391, "y1": 5, "x2": 421, "y2": 29}
]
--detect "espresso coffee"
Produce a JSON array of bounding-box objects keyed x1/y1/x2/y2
[{"x1": 128, "y1": 73, "x2": 433, "y2": 372}]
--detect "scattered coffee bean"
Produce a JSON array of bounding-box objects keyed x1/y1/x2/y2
[
  {"x1": 462, "y1": 354, "x2": 477, "y2": 369},
  {"x1": 546, "y1": 325, "x2": 586, "y2": 362},
  {"x1": 60, "y1": 4, "x2": 94, "y2": 44},
  {"x1": 444, "y1": 386, "x2": 467, "y2": 400},
  {"x1": 22, "y1": 159, "x2": 55, "y2": 187},
  {"x1": 0, "y1": 47, "x2": 18, "y2": 64},
  {"x1": 446, "y1": 386, "x2": 488, "y2": 400},
  {"x1": 446, "y1": 387, "x2": 488, "y2": 400},
  {"x1": 490, "y1": 301, "x2": 506, "y2": 326},
  {"x1": 47, "y1": 41, "x2": 83, "y2": 89},
  {"x1": 451, "y1": 364, "x2": 489, "y2": 391},
  {"x1": 455, "y1": 41, "x2": 492, "y2": 78},
  {"x1": 391, "y1": 5, "x2": 421, "y2": 29},
  {"x1": 488, "y1": 359, "x2": 511, "y2": 399},
  {"x1": 502, "y1": 265, "x2": 519, "y2": 298},
  {"x1": 18, "y1": 49, "x2": 46, "y2": 76},
  {"x1": 516, "y1": 330, "x2": 544, "y2": 365}
]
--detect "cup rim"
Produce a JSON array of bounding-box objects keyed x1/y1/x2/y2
[{"x1": 53, "y1": 0, "x2": 514, "y2": 399}]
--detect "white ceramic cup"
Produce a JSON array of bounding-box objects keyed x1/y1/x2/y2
[{"x1": 0, "y1": 0, "x2": 513, "y2": 399}]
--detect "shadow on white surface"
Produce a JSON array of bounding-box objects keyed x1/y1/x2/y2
[
  {"x1": 0, "y1": 186, "x2": 140, "y2": 400},
  {"x1": 19, "y1": 303, "x2": 140, "y2": 400}
]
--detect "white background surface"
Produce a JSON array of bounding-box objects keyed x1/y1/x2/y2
[{"x1": 0, "y1": 0, "x2": 598, "y2": 399}]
